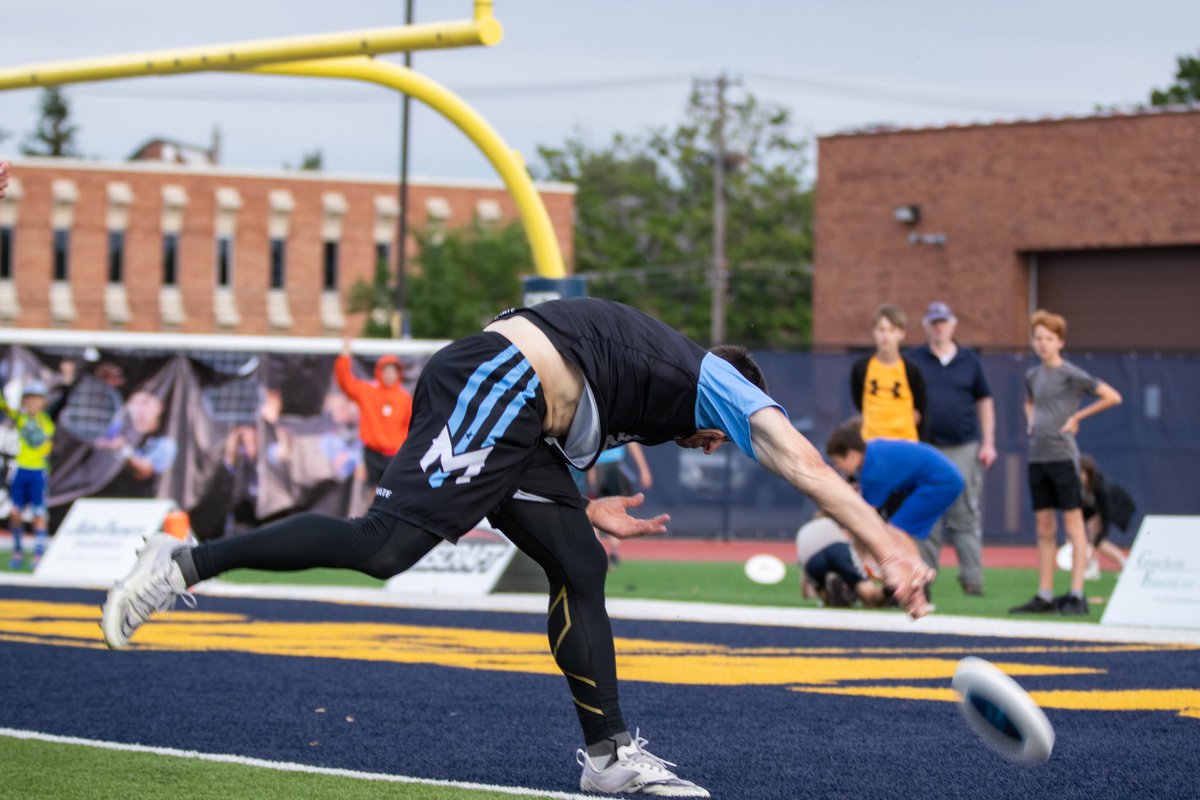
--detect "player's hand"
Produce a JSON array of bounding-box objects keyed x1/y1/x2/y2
[
  {"x1": 587, "y1": 493, "x2": 670, "y2": 539},
  {"x1": 0, "y1": 161, "x2": 10, "y2": 200},
  {"x1": 1059, "y1": 415, "x2": 1079, "y2": 435},
  {"x1": 878, "y1": 551, "x2": 935, "y2": 619}
]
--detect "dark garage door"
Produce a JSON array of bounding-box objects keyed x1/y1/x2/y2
[{"x1": 1035, "y1": 246, "x2": 1200, "y2": 351}]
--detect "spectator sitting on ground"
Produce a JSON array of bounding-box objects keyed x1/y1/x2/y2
[
  {"x1": 850, "y1": 304, "x2": 927, "y2": 442},
  {"x1": 908, "y1": 300, "x2": 996, "y2": 596},
  {"x1": 334, "y1": 325, "x2": 413, "y2": 487},
  {"x1": 796, "y1": 513, "x2": 885, "y2": 608},
  {"x1": 825, "y1": 418, "x2": 963, "y2": 566}
]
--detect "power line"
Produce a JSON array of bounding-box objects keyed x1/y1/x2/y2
[
  {"x1": 60, "y1": 71, "x2": 1059, "y2": 113},
  {"x1": 743, "y1": 71, "x2": 1055, "y2": 113}
]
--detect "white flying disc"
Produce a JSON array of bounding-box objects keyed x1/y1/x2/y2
[
  {"x1": 1055, "y1": 543, "x2": 1074, "y2": 572},
  {"x1": 744, "y1": 554, "x2": 787, "y2": 585},
  {"x1": 952, "y1": 657, "x2": 1055, "y2": 765}
]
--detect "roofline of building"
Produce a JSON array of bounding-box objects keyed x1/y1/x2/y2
[
  {"x1": 7, "y1": 155, "x2": 577, "y2": 195},
  {"x1": 818, "y1": 103, "x2": 1200, "y2": 142}
]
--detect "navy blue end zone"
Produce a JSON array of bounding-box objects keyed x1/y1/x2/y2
[{"x1": 0, "y1": 585, "x2": 1196, "y2": 799}]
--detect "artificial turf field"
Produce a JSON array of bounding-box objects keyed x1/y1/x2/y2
[{"x1": 1, "y1": 579, "x2": 1197, "y2": 800}]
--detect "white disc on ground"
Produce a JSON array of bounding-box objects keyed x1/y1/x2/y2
[
  {"x1": 1056, "y1": 543, "x2": 1073, "y2": 572},
  {"x1": 952, "y1": 656, "x2": 1055, "y2": 765},
  {"x1": 744, "y1": 554, "x2": 787, "y2": 585}
]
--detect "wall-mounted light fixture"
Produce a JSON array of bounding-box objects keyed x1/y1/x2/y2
[
  {"x1": 893, "y1": 204, "x2": 920, "y2": 225},
  {"x1": 908, "y1": 231, "x2": 947, "y2": 246}
]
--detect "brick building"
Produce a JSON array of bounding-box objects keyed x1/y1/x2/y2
[
  {"x1": 813, "y1": 107, "x2": 1200, "y2": 351},
  {"x1": 0, "y1": 158, "x2": 575, "y2": 336}
]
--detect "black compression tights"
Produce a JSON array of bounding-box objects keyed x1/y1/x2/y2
[
  {"x1": 187, "y1": 501, "x2": 627, "y2": 746},
  {"x1": 189, "y1": 508, "x2": 442, "y2": 583},
  {"x1": 489, "y1": 499, "x2": 628, "y2": 745}
]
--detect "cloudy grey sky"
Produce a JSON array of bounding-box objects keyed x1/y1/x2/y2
[{"x1": 3, "y1": 1, "x2": 1196, "y2": 184}]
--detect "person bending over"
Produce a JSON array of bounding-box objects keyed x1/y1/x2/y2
[{"x1": 104, "y1": 298, "x2": 934, "y2": 798}]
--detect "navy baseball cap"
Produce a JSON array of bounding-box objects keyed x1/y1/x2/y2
[{"x1": 923, "y1": 301, "x2": 955, "y2": 324}]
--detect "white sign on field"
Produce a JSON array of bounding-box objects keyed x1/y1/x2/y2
[
  {"x1": 1101, "y1": 516, "x2": 1200, "y2": 630},
  {"x1": 34, "y1": 499, "x2": 177, "y2": 588}
]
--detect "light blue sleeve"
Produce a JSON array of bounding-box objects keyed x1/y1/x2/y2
[
  {"x1": 695, "y1": 353, "x2": 787, "y2": 462},
  {"x1": 140, "y1": 437, "x2": 178, "y2": 475}
]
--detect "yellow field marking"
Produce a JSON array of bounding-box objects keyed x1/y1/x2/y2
[
  {"x1": 789, "y1": 685, "x2": 1200, "y2": 719},
  {"x1": 0, "y1": 599, "x2": 1103, "y2": 688}
]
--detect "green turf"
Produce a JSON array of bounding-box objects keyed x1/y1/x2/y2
[
  {"x1": 0, "y1": 736, "x2": 563, "y2": 800},
  {"x1": 2, "y1": 548, "x2": 1120, "y2": 622},
  {"x1": 603, "y1": 560, "x2": 1120, "y2": 620}
]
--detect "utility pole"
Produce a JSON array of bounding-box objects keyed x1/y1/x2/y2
[
  {"x1": 393, "y1": 0, "x2": 414, "y2": 338},
  {"x1": 695, "y1": 73, "x2": 738, "y2": 347}
]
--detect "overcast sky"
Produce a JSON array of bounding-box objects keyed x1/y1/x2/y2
[{"x1": 3, "y1": 1, "x2": 1197, "y2": 185}]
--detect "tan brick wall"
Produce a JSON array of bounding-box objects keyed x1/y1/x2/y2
[
  {"x1": 813, "y1": 109, "x2": 1200, "y2": 348},
  {"x1": 3, "y1": 160, "x2": 575, "y2": 336}
]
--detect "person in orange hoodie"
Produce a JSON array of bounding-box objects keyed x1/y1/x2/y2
[{"x1": 334, "y1": 328, "x2": 413, "y2": 486}]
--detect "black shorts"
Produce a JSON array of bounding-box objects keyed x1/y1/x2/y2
[
  {"x1": 593, "y1": 462, "x2": 633, "y2": 498},
  {"x1": 1028, "y1": 460, "x2": 1082, "y2": 511},
  {"x1": 371, "y1": 332, "x2": 582, "y2": 542},
  {"x1": 362, "y1": 447, "x2": 392, "y2": 485}
]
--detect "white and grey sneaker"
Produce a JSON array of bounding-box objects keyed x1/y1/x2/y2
[
  {"x1": 577, "y1": 732, "x2": 710, "y2": 797},
  {"x1": 101, "y1": 534, "x2": 195, "y2": 649}
]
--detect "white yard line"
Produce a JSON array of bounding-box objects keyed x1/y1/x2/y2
[
  {"x1": 4, "y1": 571, "x2": 1195, "y2": 645},
  {"x1": 0, "y1": 727, "x2": 597, "y2": 800}
]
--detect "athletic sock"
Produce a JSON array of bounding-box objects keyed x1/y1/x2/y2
[
  {"x1": 1037, "y1": 588, "x2": 1054, "y2": 602},
  {"x1": 587, "y1": 731, "x2": 633, "y2": 768},
  {"x1": 1069, "y1": 589, "x2": 1084, "y2": 600},
  {"x1": 173, "y1": 549, "x2": 200, "y2": 588}
]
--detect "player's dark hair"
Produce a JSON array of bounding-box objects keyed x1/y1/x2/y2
[
  {"x1": 825, "y1": 417, "x2": 866, "y2": 457},
  {"x1": 709, "y1": 345, "x2": 767, "y2": 392}
]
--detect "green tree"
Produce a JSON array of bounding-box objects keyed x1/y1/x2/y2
[
  {"x1": 1150, "y1": 53, "x2": 1200, "y2": 105},
  {"x1": 345, "y1": 252, "x2": 397, "y2": 338},
  {"x1": 406, "y1": 222, "x2": 530, "y2": 339},
  {"x1": 536, "y1": 86, "x2": 813, "y2": 347},
  {"x1": 21, "y1": 87, "x2": 80, "y2": 157}
]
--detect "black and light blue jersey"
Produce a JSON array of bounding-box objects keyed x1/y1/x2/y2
[{"x1": 499, "y1": 298, "x2": 782, "y2": 467}]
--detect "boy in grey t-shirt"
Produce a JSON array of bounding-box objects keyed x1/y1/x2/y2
[{"x1": 1010, "y1": 310, "x2": 1122, "y2": 616}]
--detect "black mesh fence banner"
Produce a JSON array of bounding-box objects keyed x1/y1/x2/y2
[{"x1": 0, "y1": 344, "x2": 1195, "y2": 544}]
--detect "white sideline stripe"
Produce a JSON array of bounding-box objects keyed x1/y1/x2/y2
[
  {"x1": 4, "y1": 571, "x2": 1200, "y2": 645},
  {"x1": 0, "y1": 727, "x2": 596, "y2": 800}
]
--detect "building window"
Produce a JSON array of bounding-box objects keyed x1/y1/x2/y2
[
  {"x1": 270, "y1": 238, "x2": 286, "y2": 289},
  {"x1": 375, "y1": 241, "x2": 390, "y2": 271},
  {"x1": 0, "y1": 226, "x2": 12, "y2": 280},
  {"x1": 323, "y1": 240, "x2": 339, "y2": 291},
  {"x1": 162, "y1": 233, "x2": 179, "y2": 286},
  {"x1": 216, "y1": 236, "x2": 233, "y2": 287},
  {"x1": 53, "y1": 229, "x2": 70, "y2": 281},
  {"x1": 108, "y1": 231, "x2": 125, "y2": 284}
]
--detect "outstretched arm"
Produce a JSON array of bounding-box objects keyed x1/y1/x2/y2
[
  {"x1": 748, "y1": 407, "x2": 934, "y2": 618},
  {"x1": 586, "y1": 493, "x2": 670, "y2": 539}
]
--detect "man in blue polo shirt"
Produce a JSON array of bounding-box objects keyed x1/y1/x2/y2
[{"x1": 908, "y1": 301, "x2": 996, "y2": 595}]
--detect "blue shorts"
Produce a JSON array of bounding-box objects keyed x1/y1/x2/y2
[
  {"x1": 889, "y1": 478, "x2": 963, "y2": 539},
  {"x1": 10, "y1": 468, "x2": 47, "y2": 516},
  {"x1": 804, "y1": 542, "x2": 868, "y2": 588}
]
